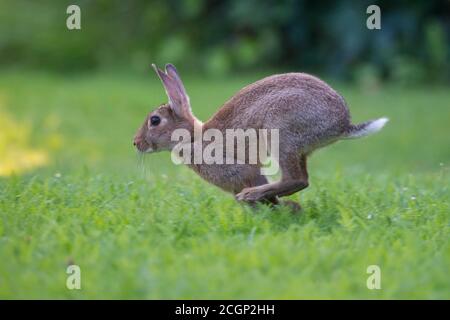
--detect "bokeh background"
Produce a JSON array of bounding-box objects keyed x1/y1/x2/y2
[
  {"x1": 0, "y1": 0, "x2": 449, "y2": 299},
  {"x1": 1, "y1": 0, "x2": 449, "y2": 82}
]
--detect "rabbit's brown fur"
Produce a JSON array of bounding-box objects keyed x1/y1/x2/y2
[{"x1": 134, "y1": 64, "x2": 387, "y2": 207}]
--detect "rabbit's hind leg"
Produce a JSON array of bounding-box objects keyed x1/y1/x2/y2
[
  {"x1": 239, "y1": 174, "x2": 279, "y2": 205},
  {"x1": 235, "y1": 153, "x2": 308, "y2": 202}
]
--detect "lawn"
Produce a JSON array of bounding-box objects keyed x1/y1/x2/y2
[{"x1": 0, "y1": 71, "x2": 449, "y2": 299}]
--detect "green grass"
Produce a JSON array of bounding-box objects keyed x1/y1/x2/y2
[{"x1": 0, "y1": 71, "x2": 449, "y2": 299}]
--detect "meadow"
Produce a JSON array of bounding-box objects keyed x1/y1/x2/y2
[{"x1": 0, "y1": 70, "x2": 449, "y2": 299}]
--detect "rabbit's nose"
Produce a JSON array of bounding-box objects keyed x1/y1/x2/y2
[{"x1": 134, "y1": 136, "x2": 143, "y2": 147}]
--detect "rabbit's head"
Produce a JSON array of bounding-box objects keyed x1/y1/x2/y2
[{"x1": 133, "y1": 64, "x2": 199, "y2": 153}]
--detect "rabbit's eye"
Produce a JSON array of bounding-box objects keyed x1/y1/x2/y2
[{"x1": 149, "y1": 115, "x2": 161, "y2": 126}]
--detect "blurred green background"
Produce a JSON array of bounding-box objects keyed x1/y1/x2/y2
[
  {"x1": 0, "y1": 1, "x2": 449, "y2": 299},
  {"x1": 0, "y1": 0, "x2": 449, "y2": 83}
]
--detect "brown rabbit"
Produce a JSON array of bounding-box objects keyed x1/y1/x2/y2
[{"x1": 133, "y1": 63, "x2": 388, "y2": 208}]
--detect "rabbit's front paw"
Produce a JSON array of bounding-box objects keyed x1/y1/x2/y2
[
  {"x1": 236, "y1": 187, "x2": 266, "y2": 202},
  {"x1": 280, "y1": 200, "x2": 302, "y2": 213}
]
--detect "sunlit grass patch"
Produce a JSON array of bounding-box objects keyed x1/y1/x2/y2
[{"x1": 0, "y1": 106, "x2": 48, "y2": 176}]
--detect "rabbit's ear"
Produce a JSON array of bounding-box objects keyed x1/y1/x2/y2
[
  {"x1": 165, "y1": 64, "x2": 188, "y2": 98},
  {"x1": 152, "y1": 63, "x2": 191, "y2": 119}
]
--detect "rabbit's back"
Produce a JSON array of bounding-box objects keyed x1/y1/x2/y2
[{"x1": 206, "y1": 73, "x2": 352, "y2": 153}]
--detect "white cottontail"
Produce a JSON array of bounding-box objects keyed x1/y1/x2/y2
[{"x1": 134, "y1": 64, "x2": 388, "y2": 208}]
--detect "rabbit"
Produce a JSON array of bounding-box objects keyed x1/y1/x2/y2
[{"x1": 133, "y1": 63, "x2": 388, "y2": 209}]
